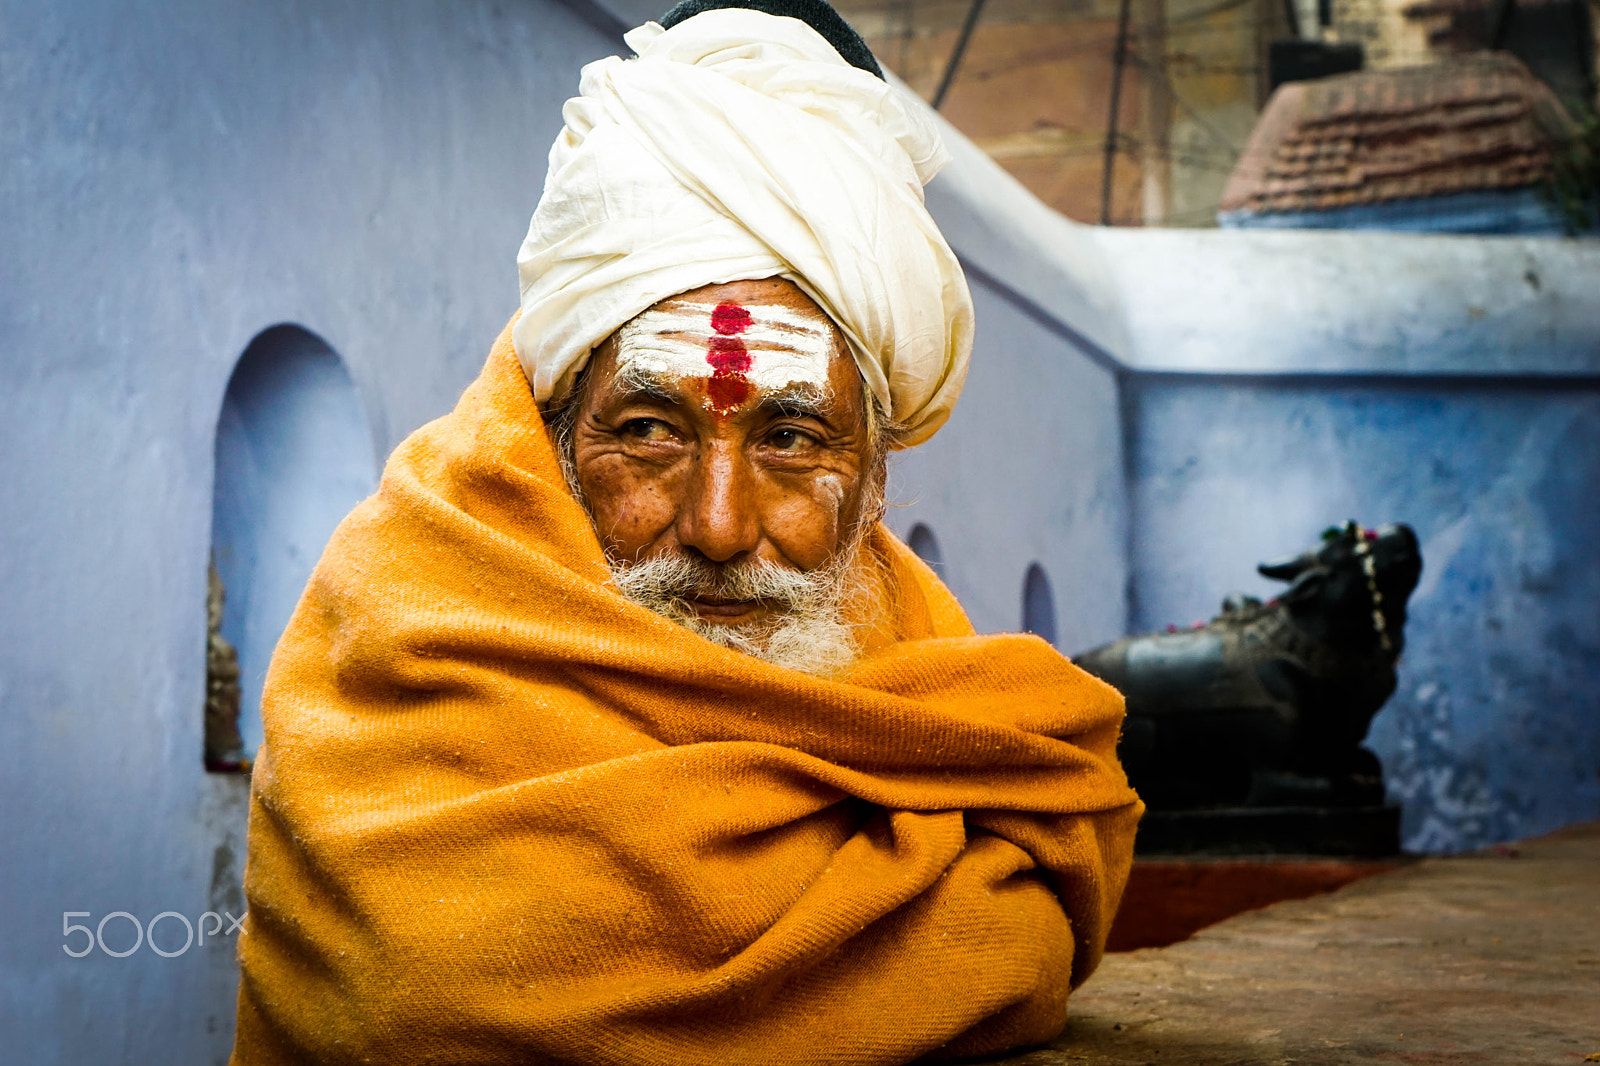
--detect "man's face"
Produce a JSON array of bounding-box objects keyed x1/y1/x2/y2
[{"x1": 567, "y1": 278, "x2": 878, "y2": 654}]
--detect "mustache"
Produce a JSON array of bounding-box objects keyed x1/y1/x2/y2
[
  {"x1": 609, "y1": 546, "x2": 865, "y2": 677},
  {"x1": 610, "y1": 551, "x2": 842, "y2": 618}
]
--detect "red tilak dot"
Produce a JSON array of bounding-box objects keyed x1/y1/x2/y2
[{"x1": 711, "y1": 303, "x2": 752, "y2": 335}]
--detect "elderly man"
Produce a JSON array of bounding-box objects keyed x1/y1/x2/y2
[{"x1": 231, "y1": 2, "x2": 1141, "y2": 1064}]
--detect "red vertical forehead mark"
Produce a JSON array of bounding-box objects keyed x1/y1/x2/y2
[
  {"x1": 711, "y1": 303, "x2": 751, "y2": 335},
  {"x1": 705, "y1": 373, "x2": 750, "y2": 411},
  {"x1": 705, "y1": 303, "x2": 752, "y2": 414}
]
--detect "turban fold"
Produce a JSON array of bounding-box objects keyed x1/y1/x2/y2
[{"x1": 514, "y1": 9, "x2": 973, "y2": 446}]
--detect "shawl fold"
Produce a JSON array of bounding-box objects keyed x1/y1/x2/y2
[{"x1": 231, "y1": 322, "x2": 1142, "y2": 1066}]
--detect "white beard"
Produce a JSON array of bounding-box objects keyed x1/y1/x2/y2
[{"x1": 608, "y1": 543, "x2": 866, "y2": 678}]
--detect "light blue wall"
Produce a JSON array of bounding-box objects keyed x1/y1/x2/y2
[
  {"x1": 882, "y1": 102, "x2": 1133, "y2": 649},
  {"x1": 212, "y1": 326, "x2": 378, "y2": 758},
  {"x1": 884, "y1": 272, "x2": 1129, "y2": 652},
  {"x1": 1093, "y1": 229, "x2": 1600, "y2": 378},
  {"x1": 0, "y1": 1, "x2": 622, "y2": 1062}
]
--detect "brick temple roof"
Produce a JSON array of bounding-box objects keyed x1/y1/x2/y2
[{"x1": 1220, "y1": 53, "x2": 1574, "y2": 216}]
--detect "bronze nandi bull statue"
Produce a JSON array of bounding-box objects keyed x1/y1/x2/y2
[{"x1": 1076, "y1": 522, "x2": 1422, "y2": 818}]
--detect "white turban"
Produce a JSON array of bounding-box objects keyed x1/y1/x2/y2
[{"x1": 513, "y1": 8, "x2": 973, "y2": 446}]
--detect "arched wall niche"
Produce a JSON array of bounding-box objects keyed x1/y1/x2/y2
[
  {"x1": 210, "y1": 324, "x2": 378, "y2": 762},
  {"x1": 1022, "y1": 562, "x2": 1057, "y2": 646},
  {"x1": 907, "y1": 523, "x2": 945, "y2": 578}
]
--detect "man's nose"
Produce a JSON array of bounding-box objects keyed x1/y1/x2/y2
[{"x1": 677, "y1": 443, "x2": 761, "y2": 563}]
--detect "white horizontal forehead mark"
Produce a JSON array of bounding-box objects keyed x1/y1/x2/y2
[{"x1": 615, "y1": 301, "x2": 836, "y2": 392}]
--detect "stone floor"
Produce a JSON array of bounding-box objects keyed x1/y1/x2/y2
[{"x1": 989, "y1": 821, "x2": 1600, "y2": 1065}]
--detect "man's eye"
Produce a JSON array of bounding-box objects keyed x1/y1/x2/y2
[
  {"x1": 769, "y1": 428, "x2": 814, "y2": 451},
  {"x1": 623, "y1": 419, "x2": 672, "y2": 441}
]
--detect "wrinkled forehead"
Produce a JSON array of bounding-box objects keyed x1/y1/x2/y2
[{"x1": 614, "y1": 294, "x2": 844, "y2": 413}]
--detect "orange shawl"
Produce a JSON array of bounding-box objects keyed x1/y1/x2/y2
[{"x1": 231, "y1": 322, "x2": 1142, "y2": 1066}]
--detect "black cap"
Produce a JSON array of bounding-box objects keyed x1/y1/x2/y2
[{"x1": 659, "y1": 0, "x2": 884, "y2": 80}]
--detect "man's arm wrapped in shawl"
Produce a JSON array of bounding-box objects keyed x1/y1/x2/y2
[{"x1": 230, "y1": 327, "x2": 1142, "y2": 1066}]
